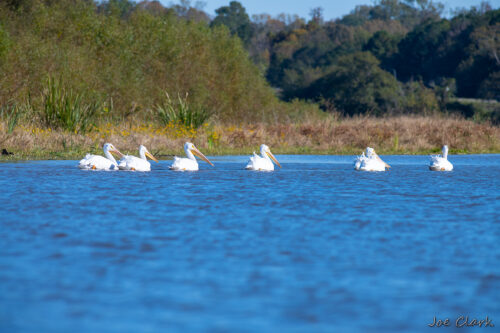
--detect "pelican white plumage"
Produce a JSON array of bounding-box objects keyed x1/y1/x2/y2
[
  {"x1": 118, "y1": 145, "x2": 158, "y2": 171},
  {"x1": 169, "y1": 142, "x2": 214, "y2": 171},
  {"x1": 78, "y1": 143, "x2": 124, "y2": 170},
  {"x1": 245, "y1": 144, "x2": 281, "y2": 171},
  {"x1": 354, "y1": 147, "x2": 390, "y2": 171},
  {"x1": 429, "y1": 145, "x2": 453, "y2": 171},
  {"x1": 354, "y1": 151, "x2": 367, "y2": 170}
]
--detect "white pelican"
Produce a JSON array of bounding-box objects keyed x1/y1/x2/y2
[
  {"x1": 429, "y1": 145, "x2": 453, "y2": 171},
  {"x1": 118, "y1": 145, "x2": 159, "y2": 171},
  {"x1": 354, "y1": 147, "x2": 390, "y2": 172},
  {"x1": 169, "y1": 142, "x2": 214, "y2": 171},
  {"x1": 78, "y1": 143, "x2": 124, "y2": 170},
  {"x1": 245, "y1": 144, "x2": 281, "y2": 171}
]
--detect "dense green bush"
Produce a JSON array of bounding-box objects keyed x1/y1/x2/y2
[
  {"x1": 447, "y1": 99, "x2": 500, "y2": 124},
  {"x1": 401, "y1": 81, "x2": 440, "y2": 115},
  {"x1": 0, "y1": 0, "x2": 280, "y2": 123}
]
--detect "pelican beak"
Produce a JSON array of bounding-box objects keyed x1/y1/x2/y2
[
  {"x1": 266, "y1": 150, "x2": 281, "y2": 168},
  {"x1": 191, "y1": 147, "x2": 214, "y2": 166},
  {"x1": 145, "y1": 151, "x2": 159, "y2": 163},
  {"x1": 110, "y1": 149, "x2": 124, "y2": 158}
]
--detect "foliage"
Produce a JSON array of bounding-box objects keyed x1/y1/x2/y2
[
  {"x1": 401, "y1": 81, "x2": 439, "y2": 115},
  {"x1": 0, "y1": 0, "x2": 279, "y2": 123},
  {"x1": 477, "y1": 71, "x2": 500, "y2": 100},
  {"x1": 339, "y1": 0, "x2": 443, "y2": 29},
  {"x1": 303, "y1": 52, "x2": 401, "y2": 115},
  {"x1": 266, "y1": 22, "x2": 369, "y2": 97},
  {"x1": 155, "y1": 92, "x2": 211, "y2": 129},
  {"x1": 40, "y1": 77, "x2": 102, "y2": 133},
  {"x1": 0, "y1": 103, "x2": 23, "y2": 134},
  {"x1": 0, "y1": 0, "x2": 498, "y2": 125},
  {"x1": 395, "y1": 19, "x2": 453, "y2": 81},
  {"x1": 363, "y1": 30, "x2": 401, "y2": 69},
  {"x1": 0, "y1": 23, "x2": 9, "y2": 62},
  {"x1": 97, "y1": 0, "x2": 136, "y2": 18},
  {"x1": 210, "y1": 1, "x2": 253, "y2": 45},
  {"x1": 446, "y1": 98, "x2": 500, "y2": 124},
  {"x1": 246, "y1": 1, "x2": 498, "y2": 120}
]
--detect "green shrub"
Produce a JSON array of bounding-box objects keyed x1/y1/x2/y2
[
  {"x1": 401, "y1": 81, "x2": 439, "y2": 115},
  {"x1": 155, "y1": 92, "x2": 211, "y2": 129},
  {"x1": 446, "y1": 99, "x2": 500, "y2": 124}
]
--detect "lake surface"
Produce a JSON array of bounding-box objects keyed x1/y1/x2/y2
[{"x1": 1, "y1": 155, "x2": 499, "y2": 332}]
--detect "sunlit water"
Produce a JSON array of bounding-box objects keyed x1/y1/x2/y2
[{"x1": 1, "y1": 155, "x2": 499, "y2": 332}]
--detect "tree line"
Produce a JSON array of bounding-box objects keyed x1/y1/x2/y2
[
  {"x1": 0, "y1": 0, "x2": 499, "y2": 124},
  {"x1": 212, "y1": 0, "x2": 499, "y2": 119}
]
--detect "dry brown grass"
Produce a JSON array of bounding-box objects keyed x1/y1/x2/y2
[{"x1": 1, "y1": 115, "x2": 499, "y2": 159}]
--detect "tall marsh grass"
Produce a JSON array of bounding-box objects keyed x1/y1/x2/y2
[
  {"x1": 155, "y1": 92, "x2": 211, "y2": 129},
  {"x1": 40, "y1": 77, "x2": 102, "y2": 133},
  {"x1": 0, "y1": 103, "x2": 23, "y2": 134},
  {"x1": 2, "y1": 115, "x2": 498, "y2": 160}
]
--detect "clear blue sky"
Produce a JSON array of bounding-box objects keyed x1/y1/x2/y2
[{"x1": 162, "y1": 0, "x2": 499, "y2": 20}]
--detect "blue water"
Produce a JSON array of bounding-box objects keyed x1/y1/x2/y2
[{"x1": 1, "y1": 155, "x2": 499, "y2": 332}]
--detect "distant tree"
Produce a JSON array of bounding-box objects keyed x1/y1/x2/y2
[
  {"x1": 338, "y1": 5, "x2": 372, "y2": 26},
  {"x1": 369, "y1": 0, "x2": 401, "y2": 21},
  {"x1": 98, "y1": 0, "x2": 136, "y2": 18},
  {"x1": 136, "y1": 1, "x2": 171, "y2": 16},
  {"x1": 477, "y1": 71, "x2": 500, "y2": 100},
  {"x1": 170, "y1": 0, "x2": 210, "y2": 22},
  {"x1": 303, "y1": 52, "x2": 401, "y2": 115},
  {"x1": 456, "y1": 55, "x2": 499, "y2": 98},
  {"x1": 395, "y1": 19, "x2": 452, "y2": 81},
  {"x1": 402, "y1": 0, "x2": 444, "y2": 22},
  {"x1": 309, "y1": 7, "x2": 324, "y2": 26},
  {"x1": 471, "y1": 23, "x2": 500, "y2": 66},
  {"x1": 211, "y1": 1, "x2": 253, "y2": 45},
  {"x1": 266, "y1": 22, "x2": 367, "y2": 96},
  {"x1": 339, "y1": 0, "x2": 443, "y2": 31},
  {"x1": 363, "y1": 30, "x2": 400, "y2": 70},
  {"x1": 441, "y1": 8, "x2": 500, "y2": 98}
]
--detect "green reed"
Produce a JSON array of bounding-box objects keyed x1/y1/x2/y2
[
  {"x1": 40, "y1": 77, "x2": 102, "y2": 133},
  {"x1": 155, "y1": 92, "x2": 211, "y2": 129}
]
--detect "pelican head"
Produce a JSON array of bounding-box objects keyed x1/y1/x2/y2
[
  {"x1": 103, "y1": 143, "x2": 124, "y2": 158},
  {"x1": 139, "y1": 145, "x2": 158, "y2": 162},
  {"x1": 185, "y1": 142, "x2": 214, "y2": 166},
  {"x1": 365, "y1": 147, "x2": 375, "y2": 157},
  {"x1": 261, "y1": 144, "x2": 281, "y2": 168}
]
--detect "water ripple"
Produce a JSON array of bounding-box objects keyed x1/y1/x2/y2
[{"x1": 0, "y1": 155, "x2": 499, "y2": 332}]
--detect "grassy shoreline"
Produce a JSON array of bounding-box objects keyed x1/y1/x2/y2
[{"x1": 1, "y1": 116, "x2": 499, "y2": 160}]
